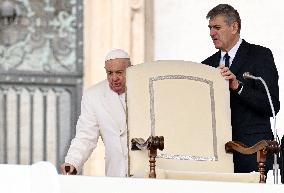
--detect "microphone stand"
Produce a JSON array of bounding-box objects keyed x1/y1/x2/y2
[{"x1": 243, "y1": 72, "x2": 279, "y2": 184}]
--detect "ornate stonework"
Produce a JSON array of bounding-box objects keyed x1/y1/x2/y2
[{"x1": 0, "y1": 0, "x2": 83, "y2": 73}]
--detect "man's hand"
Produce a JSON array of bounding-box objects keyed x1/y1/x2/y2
[
  {"x1": 218, "y1": 64, "x2": 239, "y2": 90},
  {"x1": 60, "y1": 163, "x2": 77, "y2": 175}
]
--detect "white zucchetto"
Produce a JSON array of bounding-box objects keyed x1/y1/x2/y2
[{"x1": 105, "y1": 48, "x2": 130, "y2": 62}]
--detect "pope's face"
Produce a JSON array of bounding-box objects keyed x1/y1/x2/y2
[{"x1": 105, "y1": 58, "x2": 130, "y2": 94}]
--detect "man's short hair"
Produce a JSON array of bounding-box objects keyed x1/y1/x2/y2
[{"x1": 206, "y1": 4, "x2": 241, "y2": 34}]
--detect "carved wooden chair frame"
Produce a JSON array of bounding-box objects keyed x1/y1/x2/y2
[{"x1": 131, "y1": 137, "x2": 279, "y2": 183}]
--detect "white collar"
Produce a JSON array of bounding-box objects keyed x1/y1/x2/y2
[
  {"x1": 221, "y1": 38, "x2": 242, "y2": 62},
  {"x1": 118, "y1": 93, "x2": 126, "y2": 114}
]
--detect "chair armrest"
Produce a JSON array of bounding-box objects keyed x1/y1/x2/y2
[
  {"x1": 225, "y1": 140, "x2": 279, "y2": 155},
  {"x1": 131, "y1": 136, "x2": 164, "y2": 151},
  {"x1": 225, "y1": 139, "x2": 279, "y2": 183}
]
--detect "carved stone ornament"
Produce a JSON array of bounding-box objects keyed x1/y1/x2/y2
[{"x1": 0, "y1": 0, "x2": 82, "y2": 73}]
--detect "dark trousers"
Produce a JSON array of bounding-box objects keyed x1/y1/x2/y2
[{"x1": 234, "y1": 152, "x2": 273, "y2": 175}]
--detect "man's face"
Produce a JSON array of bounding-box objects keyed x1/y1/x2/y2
[
  {"x1": 105, "y1": 58, "x2": 130, "y2": 94},
  {"x1": 208, "y1": 15, "x2": 238, "y2": 52}
]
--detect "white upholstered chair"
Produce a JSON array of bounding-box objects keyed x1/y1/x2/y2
[{"x1": 126, "y1": 60, "x2": 278, "y2": 183}]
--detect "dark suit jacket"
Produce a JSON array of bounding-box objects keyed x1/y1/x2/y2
[{"x1": 202, "y1": 40, "x2": 280, "y2": 172}]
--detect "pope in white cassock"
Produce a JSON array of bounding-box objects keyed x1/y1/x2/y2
[{"x1": 61, "y1": 48, "x2": 131, "y2": 177}]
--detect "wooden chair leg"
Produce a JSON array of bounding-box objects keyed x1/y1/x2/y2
[
  {"x1": 131, "y1": 136, "x2": 164, "y2": 178},
  {"x1": 257, "y1": 150, "x2": 267, "y2": 183},
  {"x1": 149, "y1": 149, "x2": 157, "y2": 178}
]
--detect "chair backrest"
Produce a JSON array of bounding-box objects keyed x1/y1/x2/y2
[{"x1": 126, "y1": 60, "x2": 233, "y2": 177}]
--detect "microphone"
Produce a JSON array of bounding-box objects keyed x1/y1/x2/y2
[
  {"x1": 243, "y1": 72, "x2": 258, "y2": 80},
  {"x1": 243, "y1": 72, "x2": 279, "y2": 184}
]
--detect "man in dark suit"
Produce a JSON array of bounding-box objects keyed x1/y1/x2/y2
[{"x1": 202, "y1": 4, "x2": 280, "y2": 173}]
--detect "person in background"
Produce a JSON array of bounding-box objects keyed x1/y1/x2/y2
[
  {"x1": 202, "y1": 4, "x2": 280, "y2": 173},
  {"x1": 61, "y1": 48, "x2": 131, "y2": 177}
]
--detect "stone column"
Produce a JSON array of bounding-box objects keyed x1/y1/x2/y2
[{"x1": 83, "y1": 0, "x2": 154, "y2": 176}]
